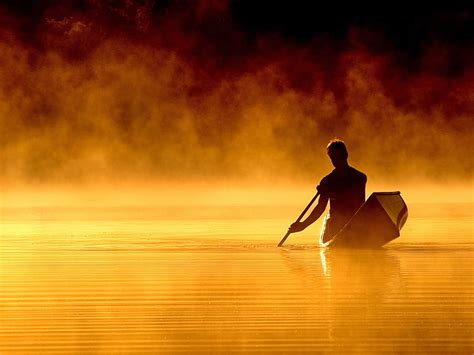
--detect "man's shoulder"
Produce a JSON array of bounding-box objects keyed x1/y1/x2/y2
[
  {"x1": 320, "y1": 169, "x2": 336, "y2": 184},
  {"x1": 320, "y1": 167, "x2": 367, "y2": 185},
  {"x1": 317, "y1": 171, "x2": 335, "y2": 195},
  {"x1": 349, "y1": 166, "x2": 367, "y2": 181}
]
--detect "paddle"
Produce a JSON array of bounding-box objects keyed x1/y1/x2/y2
[{"x1": 278, "y1": 191, "x2": 320, "y2": 247}]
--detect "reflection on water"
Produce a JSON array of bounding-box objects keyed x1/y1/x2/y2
[{"x1": 0, "y1": 203, "x2": 473, "y2": 353}]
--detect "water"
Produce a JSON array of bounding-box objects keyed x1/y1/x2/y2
[{"x1": 0, "y1": 203, "x2": 473, "y2": 353}]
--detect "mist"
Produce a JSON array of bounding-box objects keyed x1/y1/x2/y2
[{"x1": 0, "y1": 1, "x2": 472, "y2": 189}]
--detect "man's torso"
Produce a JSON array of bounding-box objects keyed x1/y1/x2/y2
[{"x1": 318, "y1": 166, "x2": 367, "y2": 222}]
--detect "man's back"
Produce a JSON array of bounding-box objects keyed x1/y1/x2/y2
[{"x1": 318, "y1": 166, "x2": 367, "y2": 223}]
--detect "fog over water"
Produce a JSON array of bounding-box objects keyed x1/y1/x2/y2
[{"x1": 0, "y1": 1, "x2": 472, "y2": 186}]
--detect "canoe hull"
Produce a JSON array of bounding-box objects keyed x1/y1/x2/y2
[{"x1": 324, "y1": 191, "x2": 408, "y2": 248}]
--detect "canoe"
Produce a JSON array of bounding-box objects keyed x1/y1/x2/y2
[{"x1": 323, "y1": 191, "x2": 408, "y2": 248}]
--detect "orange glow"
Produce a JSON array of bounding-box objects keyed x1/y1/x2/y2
[
  {"x1": 0, "y1": 3, "x2": 472, "y2": 353},
  {"x1": 0, "y1": 5, "x2": 472, "y2": 187}
]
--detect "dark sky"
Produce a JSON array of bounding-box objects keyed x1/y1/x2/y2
[
  {"x1": 232, "y1": 2, "x2": 471, "y2": 42},
  {"x1": 232, "y1": 1, "x2": 472, "y2": 72},
  {"x1": 1, "y1": 1, "x2": 471, "y2": 82},
  {"x1": 2, "y1": 1, "x2": 472, "y2": 56}
]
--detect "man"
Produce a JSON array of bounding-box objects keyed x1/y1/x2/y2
[{"x1": 289, "y1": 139, "x2": 367, "y2": 244}]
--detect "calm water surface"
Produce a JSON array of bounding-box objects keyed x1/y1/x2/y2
[{"x1": 0, "y1": 203, "x2": 473, "y2": 353}]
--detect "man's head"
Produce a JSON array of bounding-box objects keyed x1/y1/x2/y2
[{"x1": 327, "y1": 139, "x2": 348, "y2": 169}]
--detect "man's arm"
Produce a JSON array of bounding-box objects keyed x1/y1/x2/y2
[{"x1": 288, "y1": 195, "x2": 329, "y2": 233}]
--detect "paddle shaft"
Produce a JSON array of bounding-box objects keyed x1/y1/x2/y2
[{"x1": 278, "y1": 192, "x2": 320, "y2": 247}]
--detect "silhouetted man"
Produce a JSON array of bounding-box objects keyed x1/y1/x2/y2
[{"x1": 289, "y1": 139, "x2": 367, "y2": 244}]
